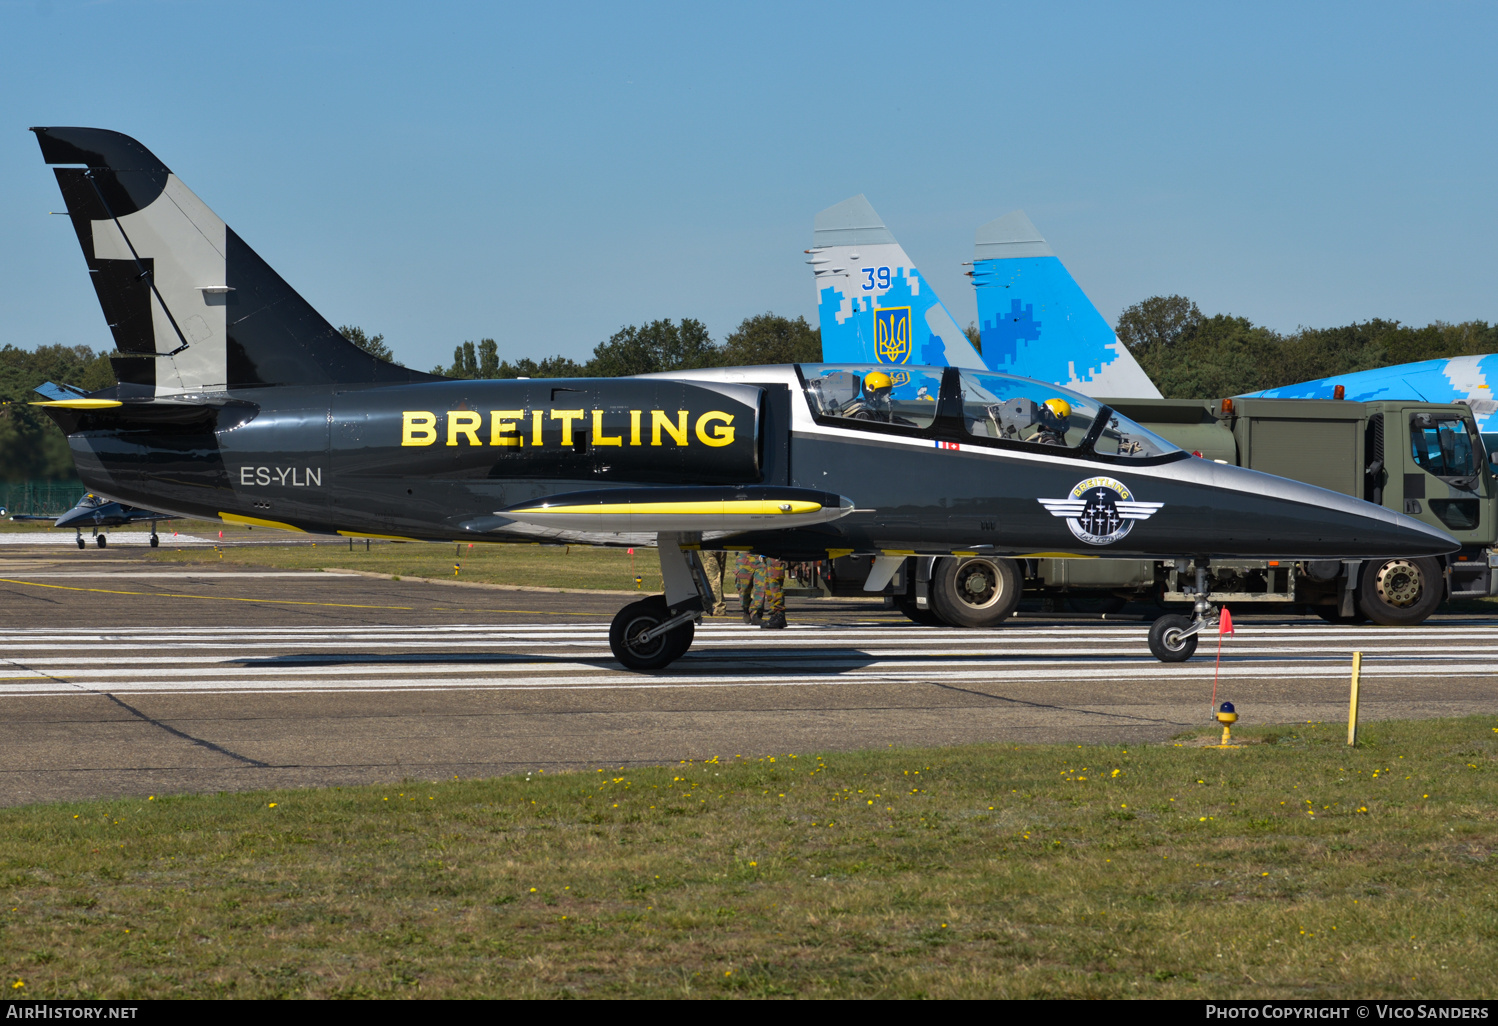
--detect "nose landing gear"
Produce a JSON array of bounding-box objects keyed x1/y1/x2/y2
[{"x1": 1148, "y1": 561, "x2": 1217, "y2": 663}]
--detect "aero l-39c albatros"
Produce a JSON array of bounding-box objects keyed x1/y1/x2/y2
[
  {"x1": 28, "y1": 128, "x2": 1458, "y2": 668},
  {"x1": 8, "y1": 486, "x2": 180, "y2": 548}
]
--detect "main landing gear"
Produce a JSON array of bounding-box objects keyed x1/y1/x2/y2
[
  {"x1": 607, "y1": 532, "x2": 712, "y2": 671},
  {"x1": 1148, "y1": 560, "x2": 1215, "y2": 663}
]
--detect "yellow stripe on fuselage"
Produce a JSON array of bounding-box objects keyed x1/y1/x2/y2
[
  {"x1": 512, "y1": 500, "x2": 823, "y2": 517},
  {"x1": 336, "y1": 530, "x2": 424, "y2": 542},
  {"x1": 220, "y1": 512, "x2": 305, "y2": 532},
  {"x1": 29, "y1": 399, "x2": 123, "y2": 409}
]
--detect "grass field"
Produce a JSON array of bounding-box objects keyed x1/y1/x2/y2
[
  {"x1": 144, "y1": 539, "x2": 665, "y2": 592},
  {"x1": 2, "y1": 717, "x2": 1495, "y2": 999}
]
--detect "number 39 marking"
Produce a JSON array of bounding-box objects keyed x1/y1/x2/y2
[{"x1": 860, "y1": 266, "x2": 892, "y2": 292}]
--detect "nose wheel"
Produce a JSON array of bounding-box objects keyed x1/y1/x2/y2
[
  {"x1": 1148, "y1": 561, "x2": 1215, "y2": 663},
  {"x1": 1148, "y1": 614, "x2": 1199, "y2": 662}
]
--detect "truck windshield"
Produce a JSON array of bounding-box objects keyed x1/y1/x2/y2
[
  {"x1": 956, "y1": 370, "x2": 1180, "y2": 457},
  {"x1": 1410, "y1": 413, "x2": 1480, "y2": 481}
]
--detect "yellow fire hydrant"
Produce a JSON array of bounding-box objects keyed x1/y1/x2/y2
[{"x1": 1216, "y1": 701, "x2": 1238, "y2": 746}]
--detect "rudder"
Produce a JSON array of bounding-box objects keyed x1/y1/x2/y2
[{"x1": 33, "y1": 127, "x2": 436, "y2": 394}]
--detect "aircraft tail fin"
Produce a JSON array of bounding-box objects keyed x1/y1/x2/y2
[
  {"x1": 971, "y1": 211, "x2": 1160, "y2": 398},
  {"x1": 32, "y1": 127, "x2": 436, "y2": 395},
  {"x1": 810, "y1": 195, "x2": 983, "y2": 369}
]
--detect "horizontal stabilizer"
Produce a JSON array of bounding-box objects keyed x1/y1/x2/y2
[
  {"x1": 501, "y1": 486, "x2": 855, "y2": 533},
  {"x1": 32, "y1": 381, "x2": 88, "y2": 401}
]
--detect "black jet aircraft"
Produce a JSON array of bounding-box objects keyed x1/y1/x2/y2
[
  {"x1": 27, "y1": 127, "x2": 1457, "y2": 667},
  {"x1": 10, "y1": 488, "x2": 181, "y2": 548}
]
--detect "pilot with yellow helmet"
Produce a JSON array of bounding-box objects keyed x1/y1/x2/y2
[
  {"x1": 841, "y1": 369, "x2": 900, "y2": 422},
  {"x1": 1027, "y1": 397, "x2": 1072, "y2": 444}
]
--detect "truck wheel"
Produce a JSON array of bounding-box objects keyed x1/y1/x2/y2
[
  {"x1": 894, "y1": 596, "x2": 946, "y2": 627},
  {"x1": 1148, "y1": 614, "x2": 1198, "y2": 662},
  {"x1": 609, "y1": 596, "x2": 692, "y2": 670},
  {"x1": 1357, "y1": 557, "x2": 1442, "y2": 626},
  {"x1": 929, "y1": 556, "x2": 1021, "y2": 628}
]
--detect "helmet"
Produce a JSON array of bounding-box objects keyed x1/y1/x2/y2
[
  {"x1": 1043, "y1": 397, "x2": 1071, "y2": 420},
  {"x1": 864, "y1": 370, "x2": 894, "y2": 393}
]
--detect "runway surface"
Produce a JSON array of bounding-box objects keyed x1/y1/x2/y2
[{"x1": 2, "y1": 554, "x2": 1495, "y2": 806}]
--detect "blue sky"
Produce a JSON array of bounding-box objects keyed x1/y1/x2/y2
[{"x1": 1, "y1": 1, "x2": 1494, "y2": 371}]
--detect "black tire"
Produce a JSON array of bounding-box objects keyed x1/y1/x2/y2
[
  {"x1": 929, "y1": 556, "x2": 1021, "y2": 628},
  {"x1": 1358, "y1": 556, "x2": 1443, "y2": 626},
  {"x1": 609, "y1": 596, "x2": 692, "y2": 671},
  {"x1": 894, "y1": 596, "x2": 946, "y2": 627},
  {"x1": 1148, "y1": 614, "x2": 1198, "y2": 662},
  {"x1": 96, "y1": 534, "x2": 107, "y2": 548},
  {"x1": 150, "y1": 535, "x2": 159, "y2": 548},
  {"x1": 76, "y1": 537, "x2": 85, "y2": 549}
]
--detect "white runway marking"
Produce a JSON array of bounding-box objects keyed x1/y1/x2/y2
[{"x1": 1, "y1": 621, "x2": 1495, "y2": 697}]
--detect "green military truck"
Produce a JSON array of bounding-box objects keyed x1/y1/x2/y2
[{"x1": 880, "y1": 396, "x2": 1496, "y2": 627}]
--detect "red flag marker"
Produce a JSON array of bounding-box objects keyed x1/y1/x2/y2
[{"x1": 1219, "y1": 607, "x2": 1235, "y2": 635}]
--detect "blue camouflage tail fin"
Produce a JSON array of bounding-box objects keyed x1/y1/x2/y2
[
  {"x1": 809, "y1": 195, "x2": 984, "y2": 369},
  {"x1": 971, "y1": 211, "x2": 1160, "y2": 398}
]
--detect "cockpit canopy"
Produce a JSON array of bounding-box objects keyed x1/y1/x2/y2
[{"x1": 799, "y1": 364, "x2": 1181, "y2": 460}]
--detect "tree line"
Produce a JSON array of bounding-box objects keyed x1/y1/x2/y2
[
  {"x1": 1116, "y1": 295, "x2": 1498, "y2": 398},
  {"x1": 431, "y1": 313, "x2": 822, "y2": 379}
]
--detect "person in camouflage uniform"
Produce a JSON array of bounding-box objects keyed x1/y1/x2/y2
[
  {"x1": 734, "y1": 552, "x2": 786, "y2": 629},
  {"x1": 699, "y1": 550, "x2": 728, "y2": 616}
]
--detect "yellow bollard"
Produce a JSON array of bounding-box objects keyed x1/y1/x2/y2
[
  {"x1": 1347, "y1": 651, "x2": 1362, "y2": 747},
  {"x1": 1215, "y1": 702, "x2": 1238, "y2": 747}
]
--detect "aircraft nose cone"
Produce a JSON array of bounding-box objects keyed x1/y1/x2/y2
[{"x1": 1156, "y1": 460, "x2": 1459, "y2": 559}]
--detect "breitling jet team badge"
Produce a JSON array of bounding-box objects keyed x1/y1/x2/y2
[{"x1": 1038, "y1": 477, "x2": 1164, "y2": 546}]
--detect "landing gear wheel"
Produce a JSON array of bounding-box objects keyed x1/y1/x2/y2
[
  {"x1": 1358, "y1": 557, "x2": 1442, "y2": 626},
  {"x1": 1148, "y1": 614, "x2": 1199, "y2": 662},
  {"x1": 894, "y1": 596, "x2": 946, "y2": 627},
  {"x1": 929, "y1": 556, "x2": 1021, "y2": 628},
  {"x1": 95, "y1": 534, "x2": 107, "y2": 548},
  {"x1": 76, "y1": 536, "x2": 85, "y2": 549},
  {"x1": 150, "y1": 534, "x2": 159, "y2": 548},
  {"x1": 608, "y1": 595, "x2": 694, "y2": 671}
]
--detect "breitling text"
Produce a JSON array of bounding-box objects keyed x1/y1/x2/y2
[{"x1": 399, "y1": 410, "x2": 737, "y2": 448}]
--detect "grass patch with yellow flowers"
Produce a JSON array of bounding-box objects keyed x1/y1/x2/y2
[{"x1": 2, "y1": 716, "x2": 1496, "y2": 998}]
